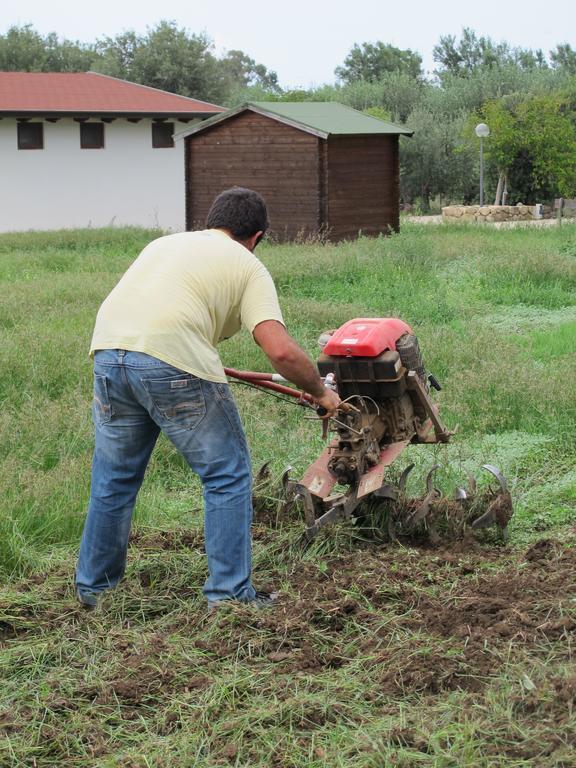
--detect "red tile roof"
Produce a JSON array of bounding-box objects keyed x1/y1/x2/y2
[{"x1": 0, "y1": 72, "x2": 224, "y2": 116}]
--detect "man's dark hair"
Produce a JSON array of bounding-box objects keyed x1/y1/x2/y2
[{"x1": 206, "y1": 187, "x2": 269, "y2": 240}]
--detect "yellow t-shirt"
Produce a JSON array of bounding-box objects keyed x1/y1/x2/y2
[{"x1": 90, "y1": 229, "x2": 284, "y2": 383}]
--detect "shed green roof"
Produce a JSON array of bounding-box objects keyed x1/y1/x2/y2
[{"x1": 178, "y1": 101, "x2": 413, "y2": 140}]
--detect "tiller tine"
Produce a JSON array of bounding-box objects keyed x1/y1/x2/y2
[
  {"x1": 481, "y1": 464, "x2": 509, "y2": 493},
  {"x1": 253, "y1": 461, "x2": 294, "y2": 496},
  {"x1": 468, "y1": 464, "x2": 513, "y2": 540},
  {"x1": 278, "y1": 466, "x2": 298, "y2": 516},
  {"x1": 254, "y1": 460, "x2": 272, "y2": 487},
  {"x1": 389, "y1": 463, "x2": 512, "y2": 544},
  {"x1": 426, "y1": 464, "x2": 441, "y2": 495},
  {"x1": 281, "y1": 465, "x2": 294, "y2": 491},
  {"x1": 398, "y1": 463, "x2": 415, "y2": 494},
  {"x1": 404, "y1": 464, "x2": 442, "y2": 530},
  {"x1": 384, "y1": 463, "x2": 416, "y2": 541},
  {"x1": 253, "y1": 463, "x2": 301, "y2": 525}
]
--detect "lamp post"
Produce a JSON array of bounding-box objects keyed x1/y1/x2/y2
[{"x1": 475, "y1": 123, "x2": 490, "y2": 206}]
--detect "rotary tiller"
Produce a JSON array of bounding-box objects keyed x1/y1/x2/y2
[{"x1": 225, "y1": 317, "x2": 513, "y2": 544}]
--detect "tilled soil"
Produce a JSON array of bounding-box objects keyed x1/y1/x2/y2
[
  {"x1": 196, "y1": 535, "x2": 575, "y2": 694},
  {"x1": 1, "y1": 529, "x2": 575, "y2": 766},
  {"x1": 3, "y1": 533, "x2": 574, "y2": 689}
]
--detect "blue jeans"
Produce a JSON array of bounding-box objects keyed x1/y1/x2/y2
[{"x1": 76, "y1": 349, "x2": 256, "y2": 604}]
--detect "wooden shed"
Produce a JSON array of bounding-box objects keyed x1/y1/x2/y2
[{"x1": 182, "y1": 102, "x2": 413, "y2": 242}]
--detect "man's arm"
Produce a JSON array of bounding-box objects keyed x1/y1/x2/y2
[{"x1": 252, "y1": 320, "x2": 341, "y2": 415}]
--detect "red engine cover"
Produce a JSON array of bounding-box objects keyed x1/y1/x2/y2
[{"x1": 323, "y1": 318, "x2": 413, "y2": 357}]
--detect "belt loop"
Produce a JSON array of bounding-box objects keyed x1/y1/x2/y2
[{"x1": 117, "y1": 349, "x2": 126, "y2": 362}]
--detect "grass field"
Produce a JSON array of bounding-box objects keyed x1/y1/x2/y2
[{"x1": 1, "y1": 224, "x2": 575, "y2": 766}]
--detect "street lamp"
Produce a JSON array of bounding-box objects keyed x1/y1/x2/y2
[{"x1": 475, "y1": 123, "x2": 490, "y2": 206}]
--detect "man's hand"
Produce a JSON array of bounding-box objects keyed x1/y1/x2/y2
[{"x1": 313, "y1": 387, "x2": 342, "y2": 418}]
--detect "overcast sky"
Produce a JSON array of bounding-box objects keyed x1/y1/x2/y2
[{"x1": 3, "y1": 0, "x2": 575, "y2": 88}]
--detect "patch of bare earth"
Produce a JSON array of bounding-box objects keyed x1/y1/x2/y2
[
  {"x1": 197, "y1": 536, "x2": 575, "y2": 692},
  {"x1": 1, "y1": 531, "x2": 574, "y2": 765}
]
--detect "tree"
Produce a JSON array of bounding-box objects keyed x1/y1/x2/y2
[
  {"x1": 0, "y1": 24, "x2": 93, "y2": 71},
  {"x1": 472, "y1": 94, "x2": 576, "y2": 203},
  {"x1": 470, "y1": 98, "x2": 521, "y2": 203},
  {"x1": 0, "y1": 25, "x2": 48, "y2": 70},
  {"x1": 434, "y1": 28, "x2": 506, "y2": 76},
  {"x1": 363, "y1": 105, "x2": 392, "y2": 122},
  {"x1": 433, "y1": 64, "x2": 570, "y2": 114},
  {"x1": 400, "y1": 107, "x2": 476, "y2": 209},
  {"x1": 339, "y1": 72, "x2": 425, "y2": 122},
  {"x1": 92, "y1": 31, "x2": 141, "y2": 80},
  {"x1": 219, "y1": 50, "x2": 279, "y2": 92},
  {"x1": 335, "y1": 41, "x2": 422, "y2": 83},
  {"x1": 93, "y1": 21, "x2": 223, "y2": 102},
  {"x1": 433, "y1": 28, "x2": 547, "y2": 78},
  {"x1": 92, "y1": 22, "x2": 278, "y2": 104},
  {"x1": 550, "y1": 43, "x2": 576, "y2": 75},
  {"x1": 515, "y1": 96, "x2": 576, "y2": 199}
]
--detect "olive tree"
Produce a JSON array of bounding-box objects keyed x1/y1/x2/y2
[{"x1": 472, "y1": 94, "x2": 576, "y2": 203}]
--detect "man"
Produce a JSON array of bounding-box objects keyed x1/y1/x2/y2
[{"x1": 76, "y1": 187, "x2": 341, "y2": 610}]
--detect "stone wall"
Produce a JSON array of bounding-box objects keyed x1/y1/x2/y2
[{"x1": 442, "y1": 204, "x2": 538, "y2": 223}]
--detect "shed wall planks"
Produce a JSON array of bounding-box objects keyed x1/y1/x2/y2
[
  {"x1": 186, "y1": 112, "x2": 320, "y2": 240},
  {"x1": 326, "y1": 135, "x2": 399, "y2": 240}
]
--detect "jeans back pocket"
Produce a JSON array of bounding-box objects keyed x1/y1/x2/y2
[
  {"x1": 93, "y1": 374, "x2": 113, "y2": 425},
  {"x1": 142, "y1": 374, "x2": 206, "y2": 429}
]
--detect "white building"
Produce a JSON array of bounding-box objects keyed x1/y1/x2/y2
[{"x1": 0, "y1": 72, "x2": 223, "y2": 233}]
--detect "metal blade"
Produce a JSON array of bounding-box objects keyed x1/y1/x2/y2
[
  {"x1": 405, "y1": 495, "x2": 436, "y2": 528},
  {"x1": 426, "y1": 464, "x2": 441, "y2": 494},
  {"x1": 254, "y1": 461, "x2": 271, "y2": 485},
  {"x1": 482, "y1": 464, "x2": 509, "y2": 493},
  {"x1": 405, "y1": 465, "x2": 442, "y2": 528},
  {"x1": 374, "y1": 484, "x2": 400, "y2": 501},
  {"x1": 398, "y1": 463, "x2": 415, "y2": 493},
  {"x1": 281, "y1": 466, "x2": 293, "y2": 490}
]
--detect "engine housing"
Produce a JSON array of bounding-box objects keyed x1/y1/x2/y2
[{"x1": 317, "y1": 318, "x2": 431, "y2": 461}]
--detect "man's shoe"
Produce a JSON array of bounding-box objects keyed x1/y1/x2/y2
[
  {"x1": 76, "y1": 589, "x2": 99, "y2": 610},
  {"x1": 252, "y1": 590, "x2": 278, "y2": 607},
  {"x1": 208, "y1": 591, "x2": 278, "y2": 612}
]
